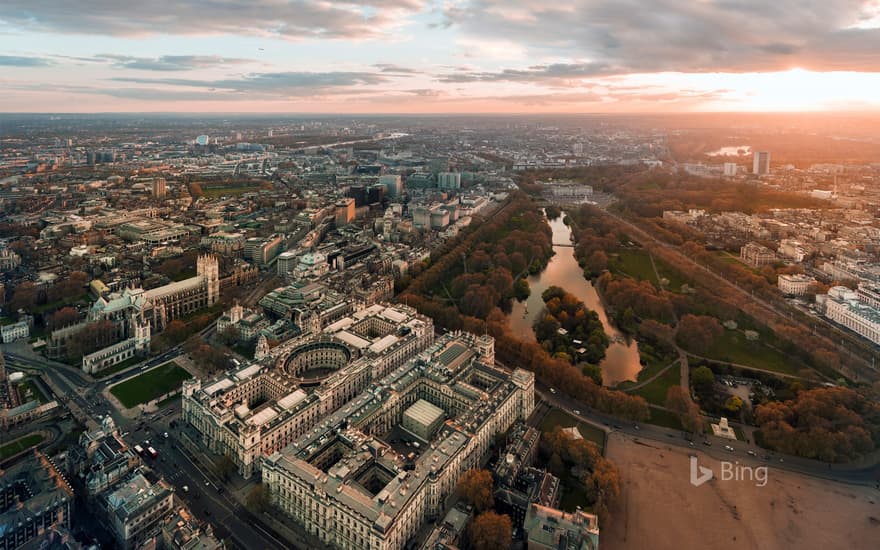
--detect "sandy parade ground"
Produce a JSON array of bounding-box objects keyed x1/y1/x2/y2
[{"x1": 602, "y1": 433, "x2": 879, "y2": 550}]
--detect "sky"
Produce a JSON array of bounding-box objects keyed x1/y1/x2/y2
[{"x1": 2, "y1": 0, "x2": 880, "y2": 113}]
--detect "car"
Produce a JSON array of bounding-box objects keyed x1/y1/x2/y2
[
  {"x1": 549, "y1": 388, "x2": 557, "y2": 394},
  {"x1": 613, "y1": 424, "x2": 622, "y2": 430},
  {"x1": 572, "y1": 409, "x2": 581, "y2": 415},
  {"x1": 204, "y1": 480, "x2": 210, "y2": 486},
  {"x1": 163, "y1": 432, "x2": 169, "y2": 439},
  {"x1": 747, "y1": 450, "x2": 756, "y2": 456},
  {"x1": 724, "y1": 445, "x2": 735, "y2": 452},
  {"x1": 689, "y1": 441, "x2": 695, "y2": 447},
  {"x1": 779, "y1": 457, "x2": 784, "y2": 463},
  {"x1": 183, "y1": 485, "x2": 189, "y2": 493},
  {"x1": 633, "y1": 424, "x2": 640, "y2": 430},
  {"x1": 217, "y1": 487, "x2": 224, "y2": 494}
]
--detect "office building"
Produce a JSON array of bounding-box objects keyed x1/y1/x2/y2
[
  {"x1": 151, "y1": 178, "x2": 166, "y2": 199},
  {"x1": 752, "y1": 151, "x2": 770, "y2": 175},
  {"x1": 723, "y1": 162, "x2": 737, "y2": 177},
  {"x1": 437, "y1": 172, "x2": 461, "y2": 190},
  {"x1": 182, "y1": 303, "x2": 433, "y2": 479},
  {"x1": 336, "y1": 198, "x2": 356, "y2": 227},
  {"x1": 378, "y1": 175, "x2": 402, "y2": 199},
  {"x1": 523, "y1": 504, "x2": 599, "y2": 550},
  {"x1": 261, "y1": 331, "x2": 535, "y2": 550}
]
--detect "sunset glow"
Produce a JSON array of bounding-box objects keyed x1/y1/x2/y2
[{"x1": 1, "y1": 1, "x2": 880, "y2": 112}]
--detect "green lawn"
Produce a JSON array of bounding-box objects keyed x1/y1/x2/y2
[
  {"x1": 0, "y1": 433, "x2": 45, "y2": 460},
  {"x1": 634, "y1": 365, "x2": 681, "y2": 405},
  {"x1": 701, "y1": 330, "x2": 802, "y2": 375},
  {"x1": 539, "y1": 408, "x2": 606, "y2": 454},
  {"x1": 94, "y1": 356, "x2": 143, "y2": 378},
  {"x1": 611, "y1": 249, "x2": 658, "y2": 284},
  {"x1": 646, "y1": 408, "x2": 683, "y2": 430},
  {"x1": 16, "y1": 379, "x2": 48, "y2": 403},
  {"x1": 110, "y1": 363, "x2": 192, "y2": 408},
  {"x1": 653, "y1": 258, "x2": 690, "y2": 292}
]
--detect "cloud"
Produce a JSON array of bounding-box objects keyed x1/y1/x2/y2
[
  {"x1": 437, "y1": 62, "x2": 615, "y2": 83},
  {"x1": 99, "y1": 54, "x2": 253, "y2": 71},
  {"x1": 0, "y1": 55, "x2": 54, "y2": 67},
  {"x1": 109, "y1": 70, "x2": 392, "y2": 97},
  {"x1": 373, "y1": 63, "x2": 421, "y2": 75},
  {"x1": 0, "y1": 0, "x2": 426, "y2": 39},
  {"x1": 442, "y1": 0, "x2": 880, "y2": 73}
]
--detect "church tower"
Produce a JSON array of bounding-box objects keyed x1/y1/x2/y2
[{"x1": 197, "y1": 254, "x2": 220, "y2": 305}]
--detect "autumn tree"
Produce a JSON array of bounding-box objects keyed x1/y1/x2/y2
[
  {"x1": 246, "y1": 483, "x2": 269, "y2": 513},
  {"x1": 469, "y1": 511, "x2": 512, "y2": 550},
  {"x1": 675, "y1": 314, "x2": 723, "y2": 355},
  {"x1": 47, "y1": 306, "x2": 79, "y2": 330},
  {"x1": 455, "y1": 469, "x2": 494, "y2": 512},
  {"x1": 754, "y1": 386, "x2": 880, "y2": 462},
  {"x1": 665, "y1": 385, "x2": 704, "y2": 433}
]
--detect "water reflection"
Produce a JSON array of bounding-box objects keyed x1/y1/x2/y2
[{"x1": 508, "y1": 212, "x2": 642, "y2": 386}]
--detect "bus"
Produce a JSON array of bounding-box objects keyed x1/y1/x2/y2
[
  {"x1": 146, "y1": 446, "x2": 158, "y2": 459},
  {"x1": 134, "y1": 444, "x2": 145, "y2": 455}
]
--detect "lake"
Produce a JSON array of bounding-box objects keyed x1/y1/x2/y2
[{"x1": 508, "y1": 212, "x2": 642, "y2": 386}]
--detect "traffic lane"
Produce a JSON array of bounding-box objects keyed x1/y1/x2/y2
[{"x1": 535, "y1": 387, "x2": 878, "y2": 484}]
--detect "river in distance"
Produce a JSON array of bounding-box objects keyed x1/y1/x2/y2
[{"x1": 508, "y1": 212, "x2": 642, "y2": 386}]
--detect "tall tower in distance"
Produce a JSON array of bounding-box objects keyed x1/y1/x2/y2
[
  {"x1": 752, "y1": 151, "x2": 770, "y2": 175},
  {"x1": 151, "y1": 177, "x2": 166, "y2": 199},
  {"x1": 197, "y1": 255, "x2": 220, "y2": 305}
]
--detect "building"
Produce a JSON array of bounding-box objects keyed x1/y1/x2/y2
[
  {"x1": 244, "y1": 234, "x2": 284, "y2": 268},
  {"x1": 182, "y1": 303, "x2": 433, "y2": 479},
  {"x1": 523, "y1": 503, "x2": 599, "y2": 550},
  {"x1": 151, "y1": 178, "x2": 166, "y2": 199},
  {"x1": 160, "y1": 506, "x2": 226, "y2": 550},
  {"x1": 752, "y1": 151, "x2": 770, "y2": 175},
  {"x1": 378, "y1": 175, "x2": 402, "y2": 199},
  {"x1": 723, "y1": 162, "x2": 737, "y2": 177},
  {"x1": 102, "y1": 470, "x2": 174, "y2": 550},
  {"x1": 81, "y1": 319, "x2": 151, "y2": 374},
  {"x1": 0, "y1": 248, "x2": 21, "y2": 272},
  {"x1": 401, "y1": 399, "x2": 445, "y2": 442},
  {"x1": 418, "y1": 505, "x2": 470, "y2": 550},
  {"x1": 1, "y1": 452, "x2": 74, "y2": 550},
  {"x1": 1, "y1": 321, "x2": 29, "y2": 344},
  {"x1": 820, "y1": 286, "x2": 880, "y2": 345},
  {"x1": 437, "y1": 172, "x2": 461, "y2": 190},
  {"x1": 740, "y1": 242, "x2": 776, "y2": 267},
  {"x1": 202, "y1": 232, "x2": 245, "y2": 257},
  {"x1": 67, "y1": 417, "x2": 140, "y2": 497},
  {"x1": 216, "y1": 303, "x2": 269, "y2": 342},
  {"x1": 258, "y1": 282, "x2": 352, "y2": 333},
  {"x1": 260, "y1": 331, "x2": 534, "y2": 550},
  {"x1": 777, "y1": 273, "x2": 815, "y2": 296},
  {"x1": 336, "y1": 198, "x2": 356, "y2": 227}
]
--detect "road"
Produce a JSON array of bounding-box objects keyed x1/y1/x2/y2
[
  {"x1": 533, "y1": 380, "x2": 880, "y2": 487},
  {"x1": 129, "y1": 405, "x2": 308, "y2": 549}
]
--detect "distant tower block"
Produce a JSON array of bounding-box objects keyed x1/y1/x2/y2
[
  {"x1": 151, "y1": 177, "x2": 166, "y2": 199},
  {"x1": 752, "y1": 151, "x2": 770, "y2": 175}
]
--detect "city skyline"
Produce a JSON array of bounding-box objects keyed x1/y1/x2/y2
[{"x1": 2, "y1": 1, "x2": 880, "y2": 113}]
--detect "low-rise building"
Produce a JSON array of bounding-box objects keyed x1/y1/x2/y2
[
  {"x1": 740, "y1": 242, "x2": 776, "y2": 267},
  {"x1": 777, "y1": 273, "x2": 815, "y2": 296},
  {"x1": 820, "y1": 286, "x2": 880, "y2": 345},
  {"x1": 523, "y1": 503, "x2": 599, "y2": 550},
  {"x1": 0, "y1": 452, "x2": 74, "y2": 550},
  {"x1": 1, "y1": 321, "x2": 29, "y2": 344},
  {"x1": 102, "y1": 471, "x2": 174, "y2": 550}
]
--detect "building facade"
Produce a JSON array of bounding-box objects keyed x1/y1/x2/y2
[{"x1": 261, "y1": 331, "x2": 535, "y2": 550}]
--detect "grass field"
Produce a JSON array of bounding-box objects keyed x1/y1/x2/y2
[
  {"x1": 110, "y1": 363, "x2": 192, "y2": 408},
  {"x1": 611, "y1": 249, "x2": 657, "y2": 284},
  {"x1": 646, "y1": 407, "x2": 683, "y2": 430},
  {"x1": 94, "y1": 356, "x2": 142, "y2": 379},
  {"x1": 539, "y1": 408, "x2": 606, "y2": 454},
  {"x1": 0, "y1": 433, "x2": 45, "y2": 460},
  {"x1": 701, "y1": 330, "x2": 802, "y2": 375},
  {"x1": 16, "y1": 379, "x2": 48, "y2": 403},
  {"x1": 634, "y1": 365, "x2": 681, "y2": 405}
]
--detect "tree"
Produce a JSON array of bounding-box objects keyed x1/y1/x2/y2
[
  {"x1": 48, "y1": 306, "x2": 79, "y2": 330},
  {"x1": 724, "y1": 395, "x2": 743, "y2": 414},
  {"x1": 664, "y1": 385, "x2": 704, "y2": 433},
  {"x1": 675, "y1": 315, "x2": 723, "y2": 355},
  {"x1": 164, "y1": 319, "x2": 189, "y2": 344},
  {"x1": 455, "y1": 469, "x2": 494, "y2": 512},
  {"x1": 214, "y1": 454, "x2": 236, "y2": 481},
  {"x1": 691, "y1": 366, "x2": 715, "y2": 392},
  {"x1": 246, "y1": 483, "x2": 269, "y2": 513},
  {"x1": 469, "y1": 512, "x2": 512, "y2": 550}
]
